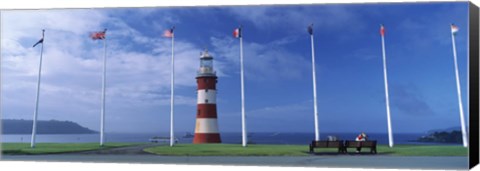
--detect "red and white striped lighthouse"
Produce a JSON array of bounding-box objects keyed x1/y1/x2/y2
[{"x1": 193, "y1": 50, "x2": 221, "y2": 143}]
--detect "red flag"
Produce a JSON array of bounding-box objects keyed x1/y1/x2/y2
[
  {"x1": 380, "y1": 25, "x2": 385, "y2": 36},
  {"x1": 163, "y1": 28, "x2": 174, "y2": 38},
  {"x1": 233, "y1": 28, "x2": 241, "y2": 38},
  {"x1": 451, "y1": 24, "x2": 459, "y2": 35},
  {"x1": 91, "y1": 29, "x2": 106, "y2": 40}
]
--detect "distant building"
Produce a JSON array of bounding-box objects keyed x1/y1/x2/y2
[{"x1": 193, "y1": 50, "x2": 221, "y2": 143}]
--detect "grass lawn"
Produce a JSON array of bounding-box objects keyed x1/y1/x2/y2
[
  {"x1": 144, "y1": 144, "x2": 310, "y2": 156},
  {"x1": 1, "y1": 143, "x2": 141, "y2": 155},
  {"x1": 144, "y1": 144, "x2": 468, "y2": 156}
]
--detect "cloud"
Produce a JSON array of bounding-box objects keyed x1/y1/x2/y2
[
  {"x1": 209, "y1": 35, "x2": 310, "y2": 82},
  {"x1": 227, "y1": 5, "x2": 366, "y2": 35},
  {"x1": 218, "y1": 100, "x2": 313, "y2": 132},
  {"x1": 390, "y1": 84, "x2": 435, "y2": 116}
]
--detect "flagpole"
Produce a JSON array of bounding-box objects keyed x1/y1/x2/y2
[
  {"x1": 450, "y1": 25, "x2": 468, "y2": 147},
  {"x1": 380, "y1": 25, "x2": 394, "y2": 148},
  {"x1": 100, "y1": 30, "x2": 107, "y2": 147},
  {"x1": 170, "y1": 29, "x2": 175, "y2": 147},
  {"x1": 310, "y1": 29, "x2": 320, "y2": 142},
  {"x1": 31, "y1": 29, "x2": 45, "y2": 148},
  {"x1": 240, "y1": 28, "x2": 247, "y2": 147}
]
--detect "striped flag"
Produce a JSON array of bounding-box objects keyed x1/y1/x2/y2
[
  {"x1": 451, "y1": 24, "x2": 459, "y2": 35},
  {"x1": 163, "y1": 27, "x2": 174, "y2": 38},
  {"x1": 91, "y1": 29, "x2": 107, "y2": 40},
  {"x1": 380, "y1": 24, "x2": 385, "y2": 36},
  {"x1": 233, "y1": 28, "x2": 241, "y2": 38}
]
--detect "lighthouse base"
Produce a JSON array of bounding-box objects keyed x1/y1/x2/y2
[{"x1": 193, "y1": 133, "x2": 221, "y2": 144}]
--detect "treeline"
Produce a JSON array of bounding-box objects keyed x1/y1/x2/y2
[
  {"x1": 2, "y1": 119, "x2": 97, "y2": 134},
  {"x1": 417, "y1": 130, "x2": 463, "y2": 143}
]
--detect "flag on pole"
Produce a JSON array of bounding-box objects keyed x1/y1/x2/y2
[
  {"x1": 380, "y1": 24, "x2": 385, "y2": 36},
  {"x1": 308, "y1": 24, "x2": 313, "y2": 35},
  {"x1": 234, "y1": 25, "x2": 247, "y2": 147},
  {"x1": 164, "y1": 27, "x2": 174, "y2": 38},
  {"x1": 91, "y1": 29, "x2": 107, "y2": 40},
  {"x1": 233, "y1": 28, "x2": 241, "y2": 38},
  {"x1": 90, "y1": 28, "x2": 108, "y2": 146},
  {"x1": 307, "y1": 24, "x2": 320, "y2": 141},
  {"x1": 451, "y1": 24, "x2": 459, "y2": 35},
  {"x1": 164, "y1": 26, "x2": 176, "y2": 147},
  {"x1": 32, "y1": 38, "x2": 44, "y2": 47},
  {"x1": 449, "y1": 23, "x2": 468, "y2": 147},
  {"x1": 30, "y1": 29, "x2": 45, "y2": 148},
  {"x1": 380, "y1": 24, "x2": 394, "y2": 148}
]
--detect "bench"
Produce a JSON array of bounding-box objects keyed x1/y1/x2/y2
[
  {"x1": 344, "y1": 140, "x2": 377, "y2": 154},
  {"x1": 309, "y1": 140, "x2": 345, "y2": 153}
]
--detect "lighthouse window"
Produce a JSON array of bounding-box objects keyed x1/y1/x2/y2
[
  {"x1": 206, "y1": 89, "x2": 208, "y2": 92},
  {"x1": 205, "y1": 99, "x2": 209, "y2": 103}
]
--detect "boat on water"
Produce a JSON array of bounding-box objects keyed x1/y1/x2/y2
[
  {"x1": 183, "y1": 132, "x2": 194, "y2": 138},
  {"x1": 149, "y1": 136, "x2": 178, "y2": 143},
  {"x1": 270, "y1": 132, "x2": 280, "y2": 136}
]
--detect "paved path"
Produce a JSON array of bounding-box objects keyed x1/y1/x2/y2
[{"x1": 0, "y1": 144, "x2": 469, "y2": 170}]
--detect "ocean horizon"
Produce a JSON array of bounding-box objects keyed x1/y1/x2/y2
[{"x1": 0, "y1": 132, "x2": 462, "y2": 145}]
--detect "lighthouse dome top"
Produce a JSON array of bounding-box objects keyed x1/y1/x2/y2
[{"x1": 200, "y1": 49, "x2": 213, "y2": 59}]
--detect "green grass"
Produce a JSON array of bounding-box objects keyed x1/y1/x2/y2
[
  {"x1": 1, "y1": 143, "x2": 140, "y2": 155},
  {"x1": 144, "y1": 144, "x2": 468, "y2": 156},
  {"x1": 144, "y1": 144, "x2": 311, "y2": 156}
]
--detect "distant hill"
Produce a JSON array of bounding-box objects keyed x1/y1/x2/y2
[
  {"x1": 417, "y1": 130, "x2": 463, "y2": 144},
  {"x1": 2, "y1": 119, "x2": 97, "y2": 134},
  {"x1": 426, "y1": 126, "x2": 464, "y2": 134},
  {"x1": 416, "y1": 127, "x2": 466, "y2": 144}
]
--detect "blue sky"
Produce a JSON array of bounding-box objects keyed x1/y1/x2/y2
[{"x1": 1, "y1": 2, "x2": 470, "y2": 135}]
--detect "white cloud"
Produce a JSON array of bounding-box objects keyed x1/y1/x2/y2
[
  {"x1": 227, "y1": 5, "x2": 366, "y2": 34},
  {"x1": 210, "y1": 35, "x2": 310, "y2": 82}
]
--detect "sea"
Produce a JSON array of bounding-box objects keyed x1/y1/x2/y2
[{"x1": 0, "y1": 132, "x2": 460, "y2": 145}]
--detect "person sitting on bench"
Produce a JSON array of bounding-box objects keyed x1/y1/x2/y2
[{"x1": 355, "y1": 132, "x2": 367, "y2": 153}]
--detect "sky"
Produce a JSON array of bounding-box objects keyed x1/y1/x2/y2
[{"x1": 0, "y1": 2, "x2": 471, "y2": 136}]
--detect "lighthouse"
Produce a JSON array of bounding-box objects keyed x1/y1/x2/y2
[{"x1": 193, "y1": 50, "x2": 221, "y2": 143}]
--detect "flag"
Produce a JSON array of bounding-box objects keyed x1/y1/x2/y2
[
  {"x1": 380, "y1": 24, "x2": 385, "y2": 36},
  {"x1": 32, "y1": 38, "x2": 43, "y2": 47},
  {"x1": 91, "y1": 29, "x2": 107, "y2": 40},
  {"x1": 163, "y1": 28, "x2": 174, "y2": 38},
  {"x1": 451, "y1": 24, "x2": 459, "y2": 35},
  {"x1": 308, "y1": 24, "x2": 313, "y2": 35},
  {"x1": 233, "y1": 28, "x2": 241, "y2": 38}
]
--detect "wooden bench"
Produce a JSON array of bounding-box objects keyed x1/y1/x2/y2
[
  {"x1": 344, "y1": 140, "x2": 377, "y2": 154},
  {"x1": 309, "y1": 140, "x2": 345, "y2": 153}
]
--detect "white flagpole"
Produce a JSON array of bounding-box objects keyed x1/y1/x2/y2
[
  {"x1": 240, "y1": 28, "x2": 247, "y2": 147},
  {"x1": 309, "y1": 28, "x2": 320, "y2": 141},
  {"x1": 450, "y1": 25, "x2": 468, "y2": 147},
  {"x1": 170, "y1": 29, "x2": 175, "y2": 147},
  {"x1": 100, "y1": 30, "x2": 107, "y2": 147},
  {"x1": 31, "y1": 29, "x2": 45, "y2": 148},
  {"x1": 380, "y1": 25, "x2": 394, "y2": 148}
]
